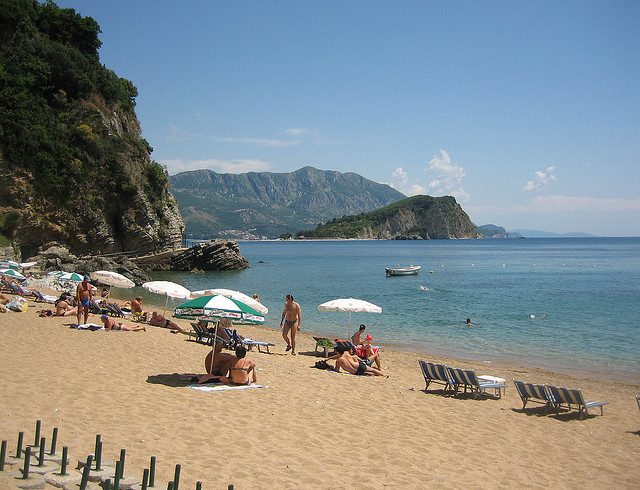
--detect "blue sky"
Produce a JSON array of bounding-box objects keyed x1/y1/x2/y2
[{"x1": 57, "y1": 1, "x2": 639, "y2": 236}]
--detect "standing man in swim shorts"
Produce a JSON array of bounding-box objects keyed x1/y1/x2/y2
[
  {"x1": 76, "y1": 275, "x2": 92, "y2": 325},
  {"x1": 280, "y1": 294, "x2": 301, "y2": 355}
]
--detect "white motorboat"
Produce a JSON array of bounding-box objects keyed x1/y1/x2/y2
[{"x1": 385, "y1": 265, "x2": 421, "y2": 276}]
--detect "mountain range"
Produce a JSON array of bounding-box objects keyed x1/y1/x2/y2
[{"x1": 169, "y1": 166, "x2": 406, "y2": 239}]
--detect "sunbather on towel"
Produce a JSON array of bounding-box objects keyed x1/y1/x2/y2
[
  {"x1": 228, "y1": 345, "x2": 258, "y2": 385},
  {"x1": 100, "y1": 314, "x2": 146, "y2": 332},
  {"x1": 199, "y1": 339, "x2": 237, "y2": 384},
  {"x1": 149, "y1": 311, "x2": 185, "y2": 331},
  {"x1": 54, "y1": 299, "x2": 77, "y2": 317},
  {"x1": 329, "y1": 343, "x2": 386, "y2": 376}
]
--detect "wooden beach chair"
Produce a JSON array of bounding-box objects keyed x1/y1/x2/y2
[
  {"x1": 546, "y1": 385, "x2": 609, "y2": 419},
  {"x1": 513, "y1": 379, "x2": 553, "y2": 410}
]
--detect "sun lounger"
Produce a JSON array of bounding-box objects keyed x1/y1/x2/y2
[
  {"x1": 448, "y1": 367, "x2": 507, "y2": 399},
  {"x1": 418, "y1": 360, "x2": 454, "y2": 392},
  {"x1": 636, "y1": 395, "x2": 640, "y2": 412},
  {"x1": 546, "y1": 385, "x2": 609, "y2": 419},
  {"x1": 513, "y1": 379, "x2": 553, "y2": 409},
  {"x1": 225, "y1": 328, "x2": 275, "y2": 354},
  {"x1": 191, "y1": 322, "x2": 217, "y2": 345}
]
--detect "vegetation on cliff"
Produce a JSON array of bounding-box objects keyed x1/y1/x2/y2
[
  {"x1": 297, "y1": 195, "x2": 480, "y2": 239},
  {"x1": 0, "y1": 0, "x2": 183, "y2": 257}
]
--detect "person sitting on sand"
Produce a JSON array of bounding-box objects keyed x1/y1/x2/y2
[
  {"x1": 355, "y1": 334, "x2": 382, "y2": 369},
  {"x1": 130, "y1": 297, "x2": 149, "y2": 322},
  {"x1": 101, "y1": 288, "x2": 110, "y2": 299},
  {"x1": 228, "y1": 345, "x2": 258, "y2": 385},
  {"x1": 198, "y1": 339, "x2": 237, "y2": 384},
  {"x1": 54, "y1": 299, "x2": 77, "y2": 317},
  {"x1": 351, "y1": 324, "x2": 366, "y2": 346},
  {"x1": 0, "y1": 293, "x2": 9, "y2": 305},
  {"x1": 100, "y1": 314, "x2": 146, "y2": 332},
  {"x1": 149, "y1": 311, "x2": 185, "y2": 331},
  {"x1": 329, "y1": 343, "x2": 386, "y2": 376}
]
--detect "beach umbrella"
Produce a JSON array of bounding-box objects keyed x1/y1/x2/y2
[
  {"x1": 0, "y1": 260, "x2": 20, "y2": 270},
  {"x1": 191, "y1": 288, "x2": 268, "y2": 315},
  {"x1": 142, "y1": 280, "x2": 191, "y2": 316},
  {"x1": 173, "y1": 294, "x2": 265, "y2": 325},
  {"x1": 317, "y1": 297, "x2": 382, "y2": 339},
  {"x1": 0, "y1": 268, "x2": 26, "y2": 280},
  {"x1": 91, "y1": 270, "x2": 135, "y2": 291},
  {"x1": 57, "y1": 272, "x2": 85, "y2": 282},
  {"x1": 19, "y1": 261, "x2": 37, "y2": 269}
]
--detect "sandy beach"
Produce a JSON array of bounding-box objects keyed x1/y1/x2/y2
[{"x1": 1, "y1": 293, "x2": 639, "y2": 489}]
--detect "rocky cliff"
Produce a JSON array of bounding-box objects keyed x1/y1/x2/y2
[
  {"x1": 0, "y1": 1, "x2": 184, "y2": 260},
  {"x1": 298, "y1": 195, "x2": 480, "y2": 240}
]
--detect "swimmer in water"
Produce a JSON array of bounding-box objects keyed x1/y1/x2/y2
[{"x1": 465, "y1": 318, "x2": 473, "y2": 326}]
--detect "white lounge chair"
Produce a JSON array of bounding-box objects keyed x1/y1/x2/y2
[
  {"x1": 448, "y1": 367, "x2": 507, "y2": 399},
  {"x1": 546, "y1": 385, "x2": 609, "y2": 419},
  {"x1": 513, "y1": 379, "x2": 553, "y2": 409}
]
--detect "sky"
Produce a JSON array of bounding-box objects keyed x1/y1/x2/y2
[{"x1": 56, "y1": 0, "x2": 640, "y2": 236}]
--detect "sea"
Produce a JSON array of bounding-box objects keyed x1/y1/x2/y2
[{"x1": 134, "y1": 237, "x2": 639, "y2": 383}]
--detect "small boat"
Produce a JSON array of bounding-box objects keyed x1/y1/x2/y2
[{"x1": 385, "y1": 265, "x2": 421, "y2": 276}]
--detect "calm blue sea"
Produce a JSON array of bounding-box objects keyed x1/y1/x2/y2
[{"x1": 137, "y1": 238, "x2": 640, "y2": 383}]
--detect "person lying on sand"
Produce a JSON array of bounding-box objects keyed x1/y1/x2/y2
[
  {"x1": 54, "y1": 299, "x2": 77, "y2": 316},
  {"x1": 100, "y1": 314, "x2": 146, "y2": 332},
  {"x1": 149, "y1": 311, "x2": 185, "y2": 331},
  {"x1": 328, "y1": 343, "x2": 386, "y2": 376}
]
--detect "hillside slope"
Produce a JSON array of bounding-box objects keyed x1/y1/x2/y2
[
  {"x1": 169, "y1": 166, "x2": 406, "y2": 238},
  {"x1": 297, "y1": 195, "x2": 480, "y2": 239}
]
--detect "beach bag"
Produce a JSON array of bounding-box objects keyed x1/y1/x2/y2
[{"x1": 8, "y1": 296, "x2": 27, "y2": 312}]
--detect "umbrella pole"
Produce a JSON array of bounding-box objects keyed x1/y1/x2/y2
[
  {"x1": 208, "y1": 320, "x2": 220, "y2": 375},
  {"x1": 348, "y1": 311, "x2": 352, "y2": 340},
  {"x1": 162, "y1": 295, "x2": 169, "y2": 318}
]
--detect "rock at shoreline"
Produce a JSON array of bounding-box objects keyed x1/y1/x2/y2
[{"x1": 169, "y1": 240, "x2": 249, "y2": 271}]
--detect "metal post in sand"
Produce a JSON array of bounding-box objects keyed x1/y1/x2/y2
[
  {"x1": 49, "y1": 428, "x2": 58, "y2": 456},
  {"x1": 1, "y1": 440, "x2": 7, "y2": 471},
  {"x1": 141, "y1": 468, "x2": 149, "y2": 490},
  {"x1": 173, "y1": 463, "x2": 180, "y2": 490},
  {"x1": 33, "y1": 421, "x2": 41, "y2": 448},
  {"x1": 149, "y1": 456, "x2": 156, "y2": 487}
]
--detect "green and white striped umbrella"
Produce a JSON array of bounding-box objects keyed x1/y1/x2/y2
[
  {"x1": 0, "y1": 268, "x2": 26, "y2": 280},
  {"x1": 173, "y1": 294, "x2": 265, "y2": 325},
  {"x1": 57, "y1": 272, "x2": 85, "y2": 282}
]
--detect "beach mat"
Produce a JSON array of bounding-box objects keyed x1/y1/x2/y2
[{"x1": 189, "y1": 383, "x2": 264, "y2": 392}]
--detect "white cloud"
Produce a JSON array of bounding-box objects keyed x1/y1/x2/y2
[
  {"x1": 528, "y1": 195, "x2": 640, "y2": 212},
  {"x1": 425, "y1": 150, "x2": 470, "y2": 202},
  {"x1": 159, "y1": 158, "x2": 274, "y2": 175},
  {"x1": 387, "y1": 167, "x2": 427, "y2": 196},
  {"x1": 524, "y1": 166, "x2": 556, "y2": 192}
]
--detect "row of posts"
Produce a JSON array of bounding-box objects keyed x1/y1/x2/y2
[{"x1": 0, "y1": 420, "x2": 234, "y2": 489}]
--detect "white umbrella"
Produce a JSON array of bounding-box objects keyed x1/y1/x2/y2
[
  {"x1": 142, "y1": 280, "x2": 191, "y2": 316},
  {"x1": 19, "y1": 261, "x2": 37, "y2": 269},
  {"x1": 91, "y1": 270, "x2": 135, "y2": 289},
  {"x1": 317, "y1": 297, "x2": 382, "y2": 339},
  {"x1": 191, "y1": 288, "x2": 268, "y2": 315},
  {"x1": 0, "y1": 268, "x2": 26, "y2": 280}
]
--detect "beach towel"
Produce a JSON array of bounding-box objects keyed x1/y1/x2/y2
[
  {"x1": 189, "y1": 383, "x2": 264, "y2": 392},
  {"x1": 7, "y1": 296, "x2": 27, "y2": 312},
  {"x1": 73, "y1": 323, "x2": 104, "y2": 331}
]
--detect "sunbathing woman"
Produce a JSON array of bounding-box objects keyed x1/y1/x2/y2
[
  {"x1": 149, "y1": 311, "x2": 185, "y2": 331},
  {"x1": 228, "y1": 345, "x2": 258, "y2": 385},
  {"x1": 54, "y1": 299, "x2": 77, "y2": 317},
  {"x1": 100, "y1": 314, "x2": 146, "y2": 332}
]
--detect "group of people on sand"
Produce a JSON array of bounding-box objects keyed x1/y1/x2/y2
[{"x1": 198, "y1": 340, "x2": 258, "y2": 386}]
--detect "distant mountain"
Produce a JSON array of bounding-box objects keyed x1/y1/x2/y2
[
  {"x1": 508, "y1": 229, "x2": 597, "y2": 238},
  {"x1": 475, "y1": 224, "x2": 508, "y2": 238},
  {"x1": 169, "y1": 166, "x2": 406, "y2": 239},
  {"x1": 297, "y1": 195, "x2": 480, "y2": 240}
]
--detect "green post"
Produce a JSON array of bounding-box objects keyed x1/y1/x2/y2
[
  {"x1": 60, "y1": 446, "x2": 68, "y2": 476},
  {"x1": 149, "y1": 456, "x2": 156, "y2": 487},
  {"x1": 50, "y1": 428, "x2": 58, "y2": 455},
  {"x1": 104, "y1": 479, "x2": 111, "y2": 490},
  {"x1": 1, "y1": 440, "x2": 7, "y2": 471},
  {"x1": 79, "y1": 455, "x2": 93, "y2": 490},
  {"x1": 33, "y1": 420, "x2": 41, "y2": 447},
  {"x1": 114, "y1": 460, "x2": 121, "y2": 490},
  {"x1": 196, "y1": 482, "x2": 202, "y2": 490},
  {"x1": 95, "y1": 439, "x2": 102, "y2": 471},
  {"x1": 21, "y1": 446, "x2": 31, "y2": 480},
  {"x1": 142, "y1": 468, "x2": 149, "y2": 490},
  {"x1": 38, "y1": 437, "x2": 45, "y2": 466},
  {"x1": 15, "y1": 431, "x2": 23, "y2": 458},
  {"x1": 119, "y1": 448, "x2": 126, "y2": 478},
  {"x1": 173, "y1": 463, "x2": 180, "y2": 490}
]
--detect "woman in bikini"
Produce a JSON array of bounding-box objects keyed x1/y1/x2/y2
[
  {"x1": 100, "y1": 314, "x2": 146, "y2": 332},
  {"x1": 228, "y1": 345, "x2": 257, "y2": 385}
]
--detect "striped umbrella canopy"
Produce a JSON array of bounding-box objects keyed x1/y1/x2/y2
[
  {"x1": 191, "y1": 288, "x2": 268, "y2": 315},
  {"x1": 0, "y1": 260, "x2": 20, "y2": 270},
  {"x1": 0, "y1": 268, "x2": 26, "y2": 280},
  {"x1": 57, "y1": 272, "x2": 85, "y2": 282},
  {"x1": 173, "y1": 294, "x2": 265, "y2": 325}
]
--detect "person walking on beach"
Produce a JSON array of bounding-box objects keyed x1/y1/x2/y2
[
  {"x1": 76, "y1": 276, "x2": 92, "y2": 325},
  {"x1": 281, "y1": 294, "x2": 301, "y2": 355}
]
